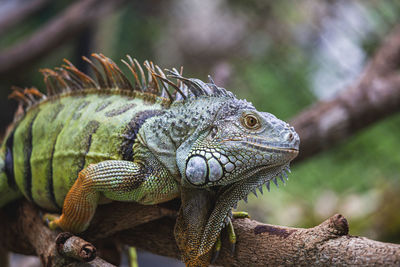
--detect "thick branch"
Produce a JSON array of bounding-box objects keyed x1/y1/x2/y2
[
  {"x1": 84, "y1": 200, "x2": 179, "y2": 240},
  {"x1": 56, "y1": 233, "x2": 97, "y2": 262},
  {"x1": 0, "y1": 0, "x2": 125, "y2": 76},
  {"x1": 0, "y1": 201, "x2": 115, "y2": 266},
  {"x1": 119, "y1": 214, "x2": 400, "y2": 266},
  {"x1": 1, "y1": 201, "x2": 399, "y2": 266},
  {"x1": 291, "y1": 25, "x2": 400, "y2": 162}
]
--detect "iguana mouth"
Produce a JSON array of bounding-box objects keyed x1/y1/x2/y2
[
  {"x1": 222, "y1": 137, "x2": 299, "y2": 154},
  {"x1": 242, "y1": 141, "x2": 299, "y2": 154},
  {"x1": 197, "y1": 163, "x2": 292, "y2": 256}
]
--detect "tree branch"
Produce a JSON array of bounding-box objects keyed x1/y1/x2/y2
[
  {"x1": 0, "y1": 0, "x2": 125, "y2": 76},
  {"x1": 0, "y1": 201, "x2": 115, "y2": 266},
  {"x1": 56, "y1": 232, "x2": 97, "y2": 263},
  {"x1": 291, "y1": 24, "x2": 400, "y2": 162},
  {"x1": 1, "y1": 201, "x2": 399, "y2": 266},
  {"x1": 118, "y1": 214, "x2": 400, "y2": 266}
]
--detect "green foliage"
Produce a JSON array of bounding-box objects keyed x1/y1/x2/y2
[
  {"x1": 225, "y1": 1, "x2": 400, "y2": 243},
  {"x1": 232, "y1": 46, "x2": 315, "y2": 119}
]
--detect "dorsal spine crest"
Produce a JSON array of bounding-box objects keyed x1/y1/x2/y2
[{"x1": 9, "y1": 53, "x2": 234, "y2": 111}]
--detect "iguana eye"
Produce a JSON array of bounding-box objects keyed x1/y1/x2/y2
[{"x1": 241, "y1": 114, "x2": 260, "y2": 130}]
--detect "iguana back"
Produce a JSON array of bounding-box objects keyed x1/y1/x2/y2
[
  {"x1": 4, "y1": 90, "x2": 167, "y2": 210},
  {"x1": 0, "y1": 54, "x2": 172, "y2": 211}
]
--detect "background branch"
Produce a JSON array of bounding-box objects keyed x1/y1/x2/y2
[
  {"x1": 291, "y1": 25, "x2": 400, "y2": 162},
  {"x1": 0, "y1": 0, "x2": 125, "y2": 76},
  {"x1": 0, "y1": 0, "x2": 51, "y2": 36}
]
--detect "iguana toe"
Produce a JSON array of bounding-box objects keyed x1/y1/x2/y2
[
  {"x1": 211, "y1": 216, "x2": 239, "y2": 263},
  {"x1": 210, "y1": 235, "x2": 221, "y2": 264},
  {"x1": 226, "y1": 217, "x2": 237, "y2": 255},
  {"x1": 43, "y1": 213, "x2": 61, "y2": 230},
  {"x1": 232, "y1": 211, "x2": 250, "y2": 219}
]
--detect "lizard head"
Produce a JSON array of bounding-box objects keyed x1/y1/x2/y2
[{"x1": 180, "y1": 98, "x2": 299, "y2": 188}]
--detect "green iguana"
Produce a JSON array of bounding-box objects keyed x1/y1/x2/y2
[{"x1": 0, "y1": 54, "x2": 299, "y2": 266}]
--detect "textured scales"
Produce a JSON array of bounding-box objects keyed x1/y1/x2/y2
[{"x1": 0, "y1": 53, "x2": 300, "y2": 266}]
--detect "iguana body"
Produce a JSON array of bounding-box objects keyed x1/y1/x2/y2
[{"x1": 0, "y1": 54, "x2": 299, "y2": 266}]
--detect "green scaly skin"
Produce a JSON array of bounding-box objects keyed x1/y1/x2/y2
[{"x1": 0, "y1": 54, "x2": 299, "y2": 266}]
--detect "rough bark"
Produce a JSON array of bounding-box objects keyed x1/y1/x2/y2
[
  {"x1": 0, "y1": 0, "x2": 125, "y2": 76},
  {"x1": 56, "y1": 232, "x2": 98, "y2": 262},
  {"x1": 0, "y1": 246, "x2": 9, "y2": 267},
  {"x1": 83, "y1": 200, "x2": 179, "y2": 240},
  {"x1": 1, "y1": 200, "x2": 399, "y2": 266},
  {"x1": 291, "y1": 25, "x2": 400, "y2": 162},
  {"x1": 0, "y1": 201, "x2": 115, "y2": 267},
  {"x1": 118, "y1": 214, "x2": 400, "y2": 266}
]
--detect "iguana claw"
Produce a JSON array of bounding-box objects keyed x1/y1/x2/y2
[
  {"x1": 232, "y1": 211, "x2": 250, "y2": 219},
  {"x1": 42, "y1": 213, "x2": 61, "y2": 230},
  {"x1": 226, "y1": 218, "x2": 236, "y2": 255},
  {"x1": 210, "y1": 235, "x2": 221, "y2": 264},
  {"x1": 211, "y1": 211, "x2": 249, "y2": 262},
  {"x1": 228, "y1": 211, "x2": 249, "y2": 256}
]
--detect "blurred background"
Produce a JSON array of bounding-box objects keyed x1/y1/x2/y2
[{"x1": 1, "y1": 0, "x2": 399, "y2": 266}]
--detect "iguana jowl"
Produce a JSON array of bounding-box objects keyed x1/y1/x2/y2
[{"x1": 0, "y1": 54, "x2": 299, "y2": 266}]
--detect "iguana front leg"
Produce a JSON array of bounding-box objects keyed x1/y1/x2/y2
[
  {"x1": 175, "y1": 187, "x2": 251, "y2": 266},
  {"x1": 47, "y1": 160, "x2": 179, "y2": 233},
  {"x1": 174, "y1": 187, "x2": 217, "y2": 266}
]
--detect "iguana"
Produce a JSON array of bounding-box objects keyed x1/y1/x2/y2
[{"x1": 0, "y1": 54, "x2": 299, "y2": 266}]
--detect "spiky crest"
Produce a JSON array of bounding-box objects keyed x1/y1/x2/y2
[
  {"x1": 10, "y1": 53, "x2": 234, "y2": 109},
  {"x1": 9, "y1": 86, "x2": 46, "y2": 107}
]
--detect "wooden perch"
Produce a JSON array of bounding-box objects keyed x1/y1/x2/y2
[
  {"x1": 291, "y1": 24, "x2": 400, "y2": 162},
  {"x1": 1, "y1": 200, "x2": 399, "y2": 266},
  {"x1": 0, "y1": 0, "x2": 125, "y2": 76},
  {"x1": 118, "y1": 214, "x2": 400, "y2": 266},
  {"x1": 56, "y1": 232, "x2": 97, "y2": 262},
  {"x1": 0, "y1": 201, "x2": 115, "y2": 266}
]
